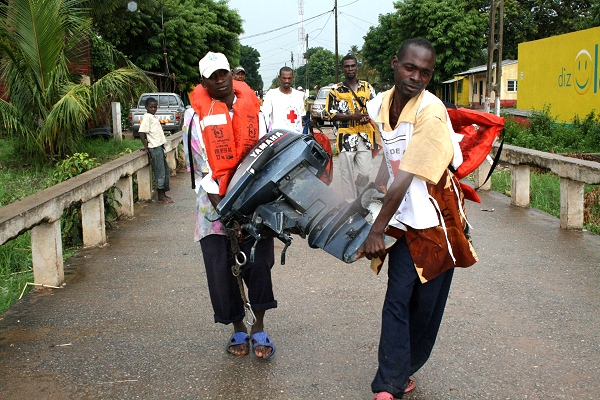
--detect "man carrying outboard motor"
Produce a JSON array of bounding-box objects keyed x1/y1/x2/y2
[
  {"x1": 361, "y1": 38, "x2": 478, "y2": 399},
  {"x1": 183, "y1": 51, "x2": 277, "y2": 360}
]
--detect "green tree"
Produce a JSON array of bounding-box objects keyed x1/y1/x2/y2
[
  {"x1": 362, "y1": 13, "x2": 402, "y2": 87},
  {"x1": 499, "y1": 0, "x2": 598, "y2": 59},
  {"x1": 92, "y1": 0, "x2": 243, "y2": 94},
  {"x1": 0, "y1": 0, "x2": 154, "y2": 159},
  {"x1": 305, "y1": 47, "x2": 337, "y2": 88},
  {"x1": 240, "y1": 45, "x2": 263, "y2": 91},
  {"x1": 363, "y1": 0, "x2": 487, "y2": 86}
]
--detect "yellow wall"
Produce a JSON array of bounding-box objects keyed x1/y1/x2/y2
[
  {"x1": 518, "y1": 26, "x2": 600, "y2": 122},
  {"x1": 456, "y1": 77, "x2": 470, "y2": 106},
  {"x1": 500, "y1": 63, "x2": 518, "y2": 101}
]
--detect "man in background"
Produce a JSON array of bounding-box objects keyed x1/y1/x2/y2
[
  {"x1": 261, "y1": 66, "x2": 305, "y2": 133},
  {"x1": 326, "y1": 54, "x2": 377, "y2": 202},
  {"x1": 232, "y1": 66, "x2": 246, "y2": 82}
]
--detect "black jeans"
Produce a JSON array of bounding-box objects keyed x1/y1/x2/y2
[
  {"x1": 371, "y1": 236, "x2": 454, "y2": 397},
  {"x1": 199, "y1": 235, "x2": 277, "y2": 324}
]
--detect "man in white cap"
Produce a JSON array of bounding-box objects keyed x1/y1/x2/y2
[
  {"x1": 261, "y1": 66, "x2": 305, "y2": 133},
  {"x1": 232, "y1": 65, "x2": 246, "y2": 82},
  {"x1": 182, "y1": 51, "x2": 277, "y2": 360}
]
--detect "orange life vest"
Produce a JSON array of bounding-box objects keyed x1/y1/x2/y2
[
  {"x1": 190, "y1": 80, "x2": 261, "y2": 195},
  {"x1": 445, "y1": 107, "x2": 504, "y2": 203}
]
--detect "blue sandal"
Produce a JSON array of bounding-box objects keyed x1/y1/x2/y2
[
  {"x1": 251, "y1": 331, "x2": 276, "y2": 360},
  {"x1": 226, "y1": 331, "x2": 249, "y2": 356}
]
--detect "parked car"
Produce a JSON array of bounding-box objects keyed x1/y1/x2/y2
[
  {"x1": 310, "y1": 85, "x2": 335, "y2": 126},
  {"x1": 129, "y1": 93, "x2": 187, "y2": 138}
]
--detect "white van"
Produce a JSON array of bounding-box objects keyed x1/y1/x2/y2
[{"x1": 309, "y1": 85, "x2": 335, "y2": 126}]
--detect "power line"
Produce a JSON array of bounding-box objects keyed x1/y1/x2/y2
[
  {"x1": 339, "y1": 11, "x2": 376, "y2": 27},
  {"x1": 238, "y1": 9, "x2": 333, "y2": 41},
  {"x1": 339, "y1": 12, "x2": 369, "y2": 33}
]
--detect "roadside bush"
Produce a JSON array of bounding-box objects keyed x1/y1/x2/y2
[
  {"x1": 503, "y1": 105, "x2": 600, "y2": 154},
  {"x1": 53, "y1": 153, "x2": 101, "y2": 246},
  {"x1": 574, "y1": 111, "x2": 600, "y2": 152},
  {"x1": 52, "y1": 153, "x2": 101, "y2": 183}
]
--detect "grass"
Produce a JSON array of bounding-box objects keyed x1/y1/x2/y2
[
  {"x1": 0, "y1": 234, "x2": 33, "y2": 311},
  {"x1": 0, "y1": 137, "x2": 142, "y2": 207},
  {"x1": 0, "y1": 135, "x2": 143, "y2": 313},
  {"x1": 490, "y1": 167, "x2": 600, "y2": 234}
]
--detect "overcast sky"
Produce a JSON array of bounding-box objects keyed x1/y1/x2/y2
[{"x1": 226, "y1": 0, "x2": 397, "y2": 89}]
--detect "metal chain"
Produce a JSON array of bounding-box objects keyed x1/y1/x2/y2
[{"x1": 225, "y1": 225, "x2": 256, "y2": 326}]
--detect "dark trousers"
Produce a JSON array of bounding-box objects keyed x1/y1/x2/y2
[
  {"x1": 148, "y1": 145, "x2": 170, "y2": 191},
  {"x1": 371, "y1": 236, "x2": 454, "y2": 398},
  {"x1": 199, "y1": 235, "x2": 277, "y2": 324}
]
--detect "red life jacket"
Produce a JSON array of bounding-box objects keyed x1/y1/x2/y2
[
  {"x1": 447, "y1": 107, "x2": 504, "y2": 202},
  {"x1": 190, "y1": 80, "x2": 261, "y2": 195}
]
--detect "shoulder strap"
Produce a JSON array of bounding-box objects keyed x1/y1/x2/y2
[
  {"x1": 475, "y1": 128, "x2": 505, "y2": 190},
  {"x1": 342, "y1": 82, "x2": 367, "y2": 110},
  {"x1": 187, "y1": 112, "x2": 197, "y2": 189}
]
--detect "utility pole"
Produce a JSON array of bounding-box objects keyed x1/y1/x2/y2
[
  {"x1": 477, "y1": 0, "x2": 504, "y2": 191},
  {"x1": 485, "y1": 0, "x2": 504, "y2": 116},
  {"x1": 334, "y1": 0, "x2": 339, "y2": 83},
  {"x1": 306, "y1": 33, "x2": 309, "y2": 91},
  {"x1": 291, "y1": 52, "x2": 295, "y2": 87},
  {"x1": 160, "y1": 0, "x2": 170, "y2": 91}
]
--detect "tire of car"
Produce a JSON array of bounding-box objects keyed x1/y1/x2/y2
[{"x1": 132, "y1": 129, "x2": 139, "y2": 139}]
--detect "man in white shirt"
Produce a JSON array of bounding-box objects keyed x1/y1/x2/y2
[{"x1": 262, "y1": 67, "x2": 306, "y2": 133}]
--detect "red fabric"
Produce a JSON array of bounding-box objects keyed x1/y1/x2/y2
[
  {"x1": 460, "y1": 182, "x2": 481, "y2": 203},
  {"x1": 190, "y1": 80, "x2": 261, "y2": 195},
  {"x1": 447, "y1": 107, "x2": 504, "y2": 180},
  {"x1": 312, "y1": 132, "x2": 334, "y2": 185}
]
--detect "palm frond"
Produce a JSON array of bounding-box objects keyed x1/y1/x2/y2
[
  {"x1": 0, "y1": 97, "x2": 43, "y2": 154},
  {"x1": 40, "y1": 83, "x2": 91, "y2": 156},
  {"x1": 90, "y1": 65, "x2": 156, "y2": 110}
]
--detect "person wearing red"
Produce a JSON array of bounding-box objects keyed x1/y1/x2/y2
[{"x1": 185, "y1": 51, "x2": 276, "y2": 360}]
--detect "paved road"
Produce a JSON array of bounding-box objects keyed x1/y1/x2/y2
[{"x1": 1, "y1": 154, "x2": 599, "y2": 399}]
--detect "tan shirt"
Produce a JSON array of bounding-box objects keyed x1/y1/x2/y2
[
  {"x1": 139, "y1": 112, "x2": 167, "y2": 148},
  {"x1": 375, "y1": 88, "x2": 453, "y2": 185}
]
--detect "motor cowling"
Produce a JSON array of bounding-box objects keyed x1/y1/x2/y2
[{"x1": 216, "y1": 129, "x2": 378, "y2": 263}]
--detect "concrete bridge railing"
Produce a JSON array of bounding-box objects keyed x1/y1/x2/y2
[
  {"x1": 0, "y1": 132, "x2": 183, "y2": 287},
  {"x1": 473, "y1": 143, "x2": 600, "y2": 230}
]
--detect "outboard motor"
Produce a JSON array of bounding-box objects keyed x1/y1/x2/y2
[{"x1": 216, "y1": 129, "x2": 383, "y2": 264}]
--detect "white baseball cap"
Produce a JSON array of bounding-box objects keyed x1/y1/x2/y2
[{"x1": 199, "y1": 52, "x2": 230, "y2": 79}]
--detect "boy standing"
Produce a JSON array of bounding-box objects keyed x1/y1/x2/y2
[{"x1": 139, "y1": 97, "x2": 174, "y2": 204}]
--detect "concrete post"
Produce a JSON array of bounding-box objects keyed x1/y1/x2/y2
[
  {"x1": 137, "y1": 165, "x2": 153, "y2": 201},
  {"x1": 511, "y1": 165, "x2": 530, "y2": 207},
  {"x1": 31, "y1": 220, "x2": 64, "y2": 286},
  {"x1": 111, "y1": 102, "x2": 122, "y2": 142},
  {"x1": 82, "y1": 194, "x2": 106, "y2": 247},
  {"x1": 474, "y1": 161, "x2": 492, "y2": 190},
  {"x1": 560, "y1": 177, "x2": 584, "y2": 230},
  {"x1": 115, "y1": 175, "x2": 134, "y2": 217}
]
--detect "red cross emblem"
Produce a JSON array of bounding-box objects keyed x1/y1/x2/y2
[{"x1": 286, "y1": 109, "x2": 298, "y2": 123}]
